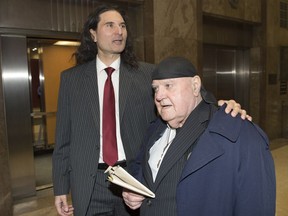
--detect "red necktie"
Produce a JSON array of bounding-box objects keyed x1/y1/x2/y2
[{"x1": 103, "y1": 67, "x2": 118, "y2": 165}]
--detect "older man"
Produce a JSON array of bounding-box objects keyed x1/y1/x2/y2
[
  {"x1": 52, "y1": 3, "x2": 250, "y2": 215},
  {"x1": 123, "y1": 56, "x2": 276, "y2": 216}
]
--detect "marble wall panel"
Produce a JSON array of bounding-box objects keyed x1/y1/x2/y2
[
  {"x1": 266, "y1": 0, "x2": 279, "y2": 46},
  {"x1": 152, "y1": 0, "x2": 200, "y2": 66},
  {"x1": 262, "y1": 0, "x2": 288, "y2": 138},
  {"x1": 243, "y1": 0, "x2": 261, "y2": 23},
  {"x1": 266, "y1": 47, "x2": 283, "y2": 138},
  {"x1": 249, "y1": 47, "x2": 261, "y2": 124},
  {"x1": 203, "y1": 18, "x2": 252, "y2": 47},
  {"x1": 154, "y1": 0, "x2": 197, "y2": 39},
  {"x1": 154, "y1": 37, "x2": 198, "y2": 64},
  {"x1": 202, "y1": 0, "x2": 261, "y2": 23}
]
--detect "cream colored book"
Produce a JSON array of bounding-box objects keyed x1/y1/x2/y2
[{"x1": 104, "y1": 165, "x2": 155, "y2": 198}]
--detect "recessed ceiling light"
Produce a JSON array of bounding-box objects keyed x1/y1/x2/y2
[{"x1": 54, "y1": 41, "x2": 80, "y2": 46}]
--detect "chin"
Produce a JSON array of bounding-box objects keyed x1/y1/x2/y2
[{"x1": 162, "y1": 116, "x2": 173, "y2": 123}]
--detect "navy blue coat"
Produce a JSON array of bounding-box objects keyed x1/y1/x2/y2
[{"x1": 176, "y1": 105, "x2": 276, "y2": 216}]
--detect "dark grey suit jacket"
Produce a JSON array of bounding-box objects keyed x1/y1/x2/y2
[{"x1": 52, "y1": 59, "x2": 156, "y2": 215}]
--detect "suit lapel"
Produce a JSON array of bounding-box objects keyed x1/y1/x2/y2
[
  {"x1": 82, "y1": 60, "x2": 100, "y2": 140},
  {"x1": 118, "y1": 63, "x2": 133, "y2": 121}
]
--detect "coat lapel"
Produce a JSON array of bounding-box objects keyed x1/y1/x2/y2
[
  {"x1": 179, "y1": 131, "x2": 225, "y2": 182},
  {"x1": 179, "y1": 104, "x2": 246, "y2": 181},
  {"x1": 82, "y1": 60, "x2": 101, "y2": 142},
  {"x1": 153, "y1": 102, "x2": 209, "y2": 189},
  {"x1": 118, "y1": 63, "x2": 133, "y2": 121},
  {"x1": 144, "y1": 102, "x2": 214, "y2": 191}
]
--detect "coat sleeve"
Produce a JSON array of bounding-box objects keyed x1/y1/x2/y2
[
  {"x1": 52, "y1": 71, "x2": 71, "y2": 195},
  {"x1": 234, "y1": 122, "x2": 276, "y2": 216}
]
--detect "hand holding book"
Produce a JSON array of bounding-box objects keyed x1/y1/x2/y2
[{"x1": 104, "y1": 165, "x2": 155, "y2": 198}]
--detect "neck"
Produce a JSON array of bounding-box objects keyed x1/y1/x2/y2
[{"x1": 98, "y1": 52, "x2": 120, "y2": 66}]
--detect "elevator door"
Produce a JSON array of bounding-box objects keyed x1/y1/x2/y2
[
  {"x1": 203, "y1": 46, "x2": 250, "y2": 111},
  {"x1": 28, "y1": 39, "x2": 78, "y2": 190},
  {"x1": 1, "y1": 36, "x2": 79, "y2": 199}
]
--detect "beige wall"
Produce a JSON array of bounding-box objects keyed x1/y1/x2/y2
[
  {"x1": 202, "y1": 0, "x2": 261, "y2": 23},
  {"x1": 264, "y1": 0, "x2": 288, "y2": 138},
  {"x1": 149, "y1": 0, "x2": 200, "y2": 66},
  {"x1": 42, "y1": 46, "x2": 77, "y2": 145}
]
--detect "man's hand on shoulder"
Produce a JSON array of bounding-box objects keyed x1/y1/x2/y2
[{"x1": 218, "y1": 99, "x2": 252, "y2": 121}]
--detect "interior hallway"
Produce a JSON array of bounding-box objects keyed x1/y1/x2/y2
[{"x1": 12, "y1": 139, "x2": 288, "y2": 216}]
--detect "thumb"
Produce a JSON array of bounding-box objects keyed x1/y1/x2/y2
[{"x1": 61, "y1": 196, "x2": 69, "y2": 212}]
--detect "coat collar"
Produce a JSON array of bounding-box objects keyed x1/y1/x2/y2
[
  {"x1": 144, "y1": 101, "x2": 215, "y2": 190},
  {"x1": 207, "y1": 104, "x2": 242, "y2": 142},
  {"x1": 179, "y1": 105, "x2": 244, "y2": 181},
  {"x1": 118, "y1": 63, "x2": 134, "y2": 121}
]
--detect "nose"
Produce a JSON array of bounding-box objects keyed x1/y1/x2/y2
[
  {"x1": 116, "y1": 25, "x2": 123, "y2": 35},
  {"x1": 155, "y1": 87, "x2": 165, "y2": 102}
]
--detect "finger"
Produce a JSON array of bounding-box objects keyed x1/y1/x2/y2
[
  {"x1": 224, "y1": 100, "x2": 241, "y2": 114},
  {"x1": 124, "y1": 200, "x2": 142, "y2": 209},
  {"x1": 240, "y1": 110, "x2": 247, "y2": 120},
  {"x1": 62, "y1": 205, "x2": 74, "y2": 215},
  {"x1": 61, "y1": 206, "x2": 74, "y2": 216},
  {"x1": 217, "y1": 99, "x2": 225, "y2": 106},
  {"x1": 123, "y1": 191, "x2": 145, "y2": 200},
  {"x1": 55, "y1": 201, "x2": 65, "y2": 216},
  {"x1": 61, "y1": 202, "x2": 69, "y2": 213},
  {"x1": 246, "y1": 115, "x2": 252, "y2": 121},
  {"x1": 227, "y1": 105, "x2": 241, "y2": 116}
]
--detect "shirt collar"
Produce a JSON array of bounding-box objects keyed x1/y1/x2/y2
[{"x1": 96, "y1": 56, "x2": 121, "y2": 73}]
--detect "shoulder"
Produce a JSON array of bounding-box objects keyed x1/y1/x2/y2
[
  {"x1": 121, "y1": 61, "x2": 155, "y2": 84},
  {"x1": 208, "y1": 105, "x2": 269, "y2": 145},
  {"x1": 138, "y1": 61, "x2": 155, "y2": 69},
  {"x1": 61, "y1": 60, "x2": 95, "y2": 78},
  {"x1": 136, "y1": 61, "x2": 155, "y2": 75}
]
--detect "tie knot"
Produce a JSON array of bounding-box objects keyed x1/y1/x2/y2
[{"x1": 105, "y1": 67, "x2": 115, "y2": 77}]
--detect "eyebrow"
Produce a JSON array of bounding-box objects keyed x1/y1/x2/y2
[{"x1": 104, "y1": 21, "x2": 126, "y2": 25}]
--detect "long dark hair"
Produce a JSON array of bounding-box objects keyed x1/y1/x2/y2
[{"x1": 74, "y1": 4, "x2": 138, "y2": 68}]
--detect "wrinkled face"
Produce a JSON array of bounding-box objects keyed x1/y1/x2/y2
[
  {"x1": 152, "y1": 77, "x2": 200, "y2": 128},
  {"x1": 90, "y1": 10, "x2": 127, "y2": 56}
]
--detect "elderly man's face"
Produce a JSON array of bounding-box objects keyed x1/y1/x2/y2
[{"x1": 152, "y1": 77, "x2": 200, "y2": 128}]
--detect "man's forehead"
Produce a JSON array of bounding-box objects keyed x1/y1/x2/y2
[{"x1": 99, "y1": 10, "x2": 124, "y2": 21}]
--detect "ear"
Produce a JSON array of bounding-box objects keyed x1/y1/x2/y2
[
  {"x1": 192, "y1": 76, "x2": 201, "y2": 97},
  {"x1": 89, "y1": 29, "x2": 97, "y2": 42}
]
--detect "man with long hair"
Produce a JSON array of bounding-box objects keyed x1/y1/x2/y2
[{"x1": 52, "y1": 5, "x2": 249, "y2": 216}]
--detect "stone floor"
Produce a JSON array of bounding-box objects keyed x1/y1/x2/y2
[{"x1": 13, "y1": 139, "x2": 288, "y2": 216}]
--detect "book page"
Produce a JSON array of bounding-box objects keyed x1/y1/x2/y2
[{"x1": 105, "y1": 165, "x2": 155, "y2": 198}]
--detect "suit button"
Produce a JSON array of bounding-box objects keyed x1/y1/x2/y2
[{"x1": 146, "y1": 199, "x2": 152, "y2": 206}]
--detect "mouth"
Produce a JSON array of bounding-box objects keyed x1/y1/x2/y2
[
  {"x1": 161, "y1": 104, "x2": 172, "y2": 109},
  {"x1": 113, "y1": 39, "x2": 124, "y2": 45}
]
